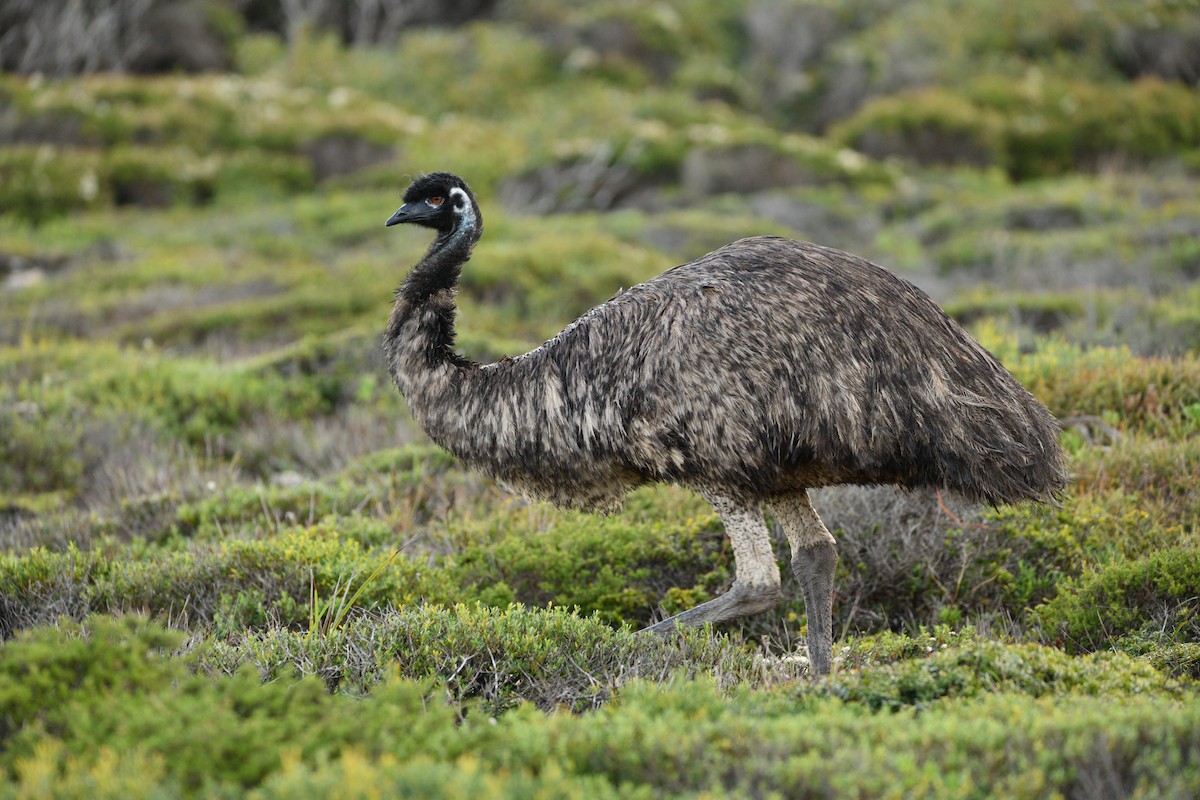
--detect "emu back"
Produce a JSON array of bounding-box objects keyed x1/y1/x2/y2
[
  {"x1": 601, "y1": 236, "x2": 1066, "y2": 506},
  {"x1": 446, "y1": 236, "x2": 1066, "y2": 510}
]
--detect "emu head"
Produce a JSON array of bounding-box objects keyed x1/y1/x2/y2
[{"x1": 385, "y1": 172, "x2": 479, "y2": 239}]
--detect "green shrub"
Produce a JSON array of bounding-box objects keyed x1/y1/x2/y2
[
  {"x1": 94, "y1": 526, "x2": 456, "y2": 627},
  {"x1": 105, "y1": 147, "x2": 216, "y2": 207},
  {"x1": 8, "y1": 667, "x2": 1199, "y2": 799},
  {"x1": 1033, "y1": 546, "x2": 1200, "y2": 653},
  {"x1": 946, "y1": 282, "x2": 1200, "y2": 356},
  {"x1": 4, "y1": 615, "x2": 1198, "y2": 799},
  {"x1": 0, "y1": 618, "x2": 470, "y2": 794},
  {"x1": 0, "y1": 616, "x2": 183, "y2": 741},
  {"x1": 0, "y1": 545, "x2": 108, "y2": 636},
  {"x1": 979, "y1": 326, "x2": 1200, "y2": 436},
  {"x1": 202, "y1": 603, "x2": 763, "y2": 705},
  {"x1": 448, "y1": 511, "x2": 729, "y2": 626},
  {"x1": 1071, "y1": 436, "x2": 1200, "y2": 518},
  {"x1": 0, "y1": 144, "x2": 314, "y2": 223},
  {"x1": 0, "y1": 147, "x2": 104, "y2": 224},
  {"x1": 0, "y1": 401, "x2": 88, "y2": 495},
  {"x1": 464, "y1": 224, "x2": 667, "y2": 333},
  {"x1": 792, "y1": 487, "x2": 1098, "y2": 639},
  {"x1": 1145, "y1": 643, "x2": 1200, "y2": 680},
  {"x1": 562, "y1": 683, "x2": 1200, "y2": 798},
  {"x1": 0, "y1": 527, "x2": 457, "y2": 635},
  {"x1": 945, "y1": 290, "x2": 1087, "y2": 332},
  {"x1": 980, "y1": 76, "x2": 1200, "y2": 180},
  {"x1": 832, "y1": 89, "x2": 1006, "y2": 168},
  {"x1": 392, "y1": 25, "x2": 558, "y2": 118},
  {"x1": 834, "y1": 78, "x2": 1200, "y2": 179},
  {"x1": 252, "y1": 753, "x2": 634, "y2": 800},
  {"x1": 2, "y1": 740, "x2": 169, "y2": 800},
  {"x1": 172, "y1": 443, "x2": 460, "y2": 539},
  {"x1": 2, "y1": 339, "x2": 334, "y2": 443},
  {"x1": 822, "y1": 639, "x2": 1170, "y2": 711}
]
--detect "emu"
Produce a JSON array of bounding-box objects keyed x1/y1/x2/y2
[{"x1": 382, "y1": 172, "x2": 1067, "y2": 675}]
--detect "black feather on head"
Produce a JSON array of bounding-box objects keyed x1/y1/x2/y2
[
  {"x1": 402, "y1": 172, "x2": 465, "y2": 204},
  {"x1": 387, "y1": 172, "x2": 479, "y2": 236}
]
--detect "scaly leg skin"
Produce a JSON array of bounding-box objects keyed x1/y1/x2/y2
[
  {"x1": 771, "y1": 491, "x2": 839, "y2": 678},
  {"x1": 642, "y1": 491, "x2": 782, "y2": 634}
]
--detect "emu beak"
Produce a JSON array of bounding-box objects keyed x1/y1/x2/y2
[{"x1": 385, "y1": 204, "x2": 414, "y2": 227}]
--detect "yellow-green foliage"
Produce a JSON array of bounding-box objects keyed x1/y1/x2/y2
[
  {"x1": 466, "y1": 223, "x2": 666, "y2": 335},
  {"x1": 207, "y1": 603, "x2": 760, "y2": 706},
  {"x1": 836, "y1": 78, "x2": 1200, "y2": 178},
  {"x1": 831, "y1": 88, "x2": 1007, "y2": 168},
  {"x1": 1033, "y1": 546, "x2": 1200, "y2": 655},
  {"x1": 978, "y1": 324, "x2": 1200, "y2": 436},
  {"x1": 822, "y1": 638, "x2": 1171, "y2": 711},
  {"x1": 172, "y1": 443, "x2": 458, "y2": 539},
  {"x1": 447, "y1": 504, "x2": 728, "y2": 626},
  {"x1": 0, "y1": 528, "x2": 456, "y2": 633},
  {"x1": 0, "y1": 143, "x2": 313, "y2": 223},
  {"x1": 1, "y1": 338, "x2": 336, "y2": 451},
  {"x1": 7, "y1": 617, "x2": 1196, "y2": 799}
]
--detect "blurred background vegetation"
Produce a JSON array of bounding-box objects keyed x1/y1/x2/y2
[{"x1": 1, "y1": 0, "x2": 1199, "y2": 795}]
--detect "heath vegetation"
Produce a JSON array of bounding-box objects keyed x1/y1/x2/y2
[{"x1": 1, "y1": 0, "x2": 1198, "y2": 796}]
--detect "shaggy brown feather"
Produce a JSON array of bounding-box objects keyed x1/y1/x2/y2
[{"x1": 388, "y1": 230, "x2": 1066, "y2": 512}]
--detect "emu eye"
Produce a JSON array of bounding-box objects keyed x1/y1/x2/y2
[{"x1": 426, "y1": 196, "x2": 445, "y2": 208}]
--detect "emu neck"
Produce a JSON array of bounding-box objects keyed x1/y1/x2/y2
[
  {"x1": 398, "y1": 225, "x2": 474, "y2": 302},
  {"x1": 384, "y1": 223, "x2": 479, "y2": 421}
]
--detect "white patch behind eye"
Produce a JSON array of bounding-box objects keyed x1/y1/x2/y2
[{"x1": 448, "y1": 186, "x2": 475, "y2": 231}]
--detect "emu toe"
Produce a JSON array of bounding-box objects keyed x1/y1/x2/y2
[{"x1": 640, "y1": 580, "x2": 782, "y2": 635}]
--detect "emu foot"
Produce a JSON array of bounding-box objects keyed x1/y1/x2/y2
[{"x1": 640, "y1": 580, "x2": 781, "y2": 635}]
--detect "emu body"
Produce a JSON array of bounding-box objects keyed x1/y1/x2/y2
[{"x1": 384, "y1": 173, "x2": 1067, "y2": 675}]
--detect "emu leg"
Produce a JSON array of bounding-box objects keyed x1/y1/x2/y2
[
  {"x1": 771, "y1": 491, "x2": 839, "y2": 677},
  {"x1": 642, "y1": 491, "x2": 781, "y2": 634}
]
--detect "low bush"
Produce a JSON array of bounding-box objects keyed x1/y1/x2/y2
[
  {"x1": 834, "y1": 78, "x2": 1200, "y2": 179},
  {"x1": 832, "y1": 89, "x2": 1006, "y2": 169},
  {"x1": 0, "y1": 400, "x2": 90, "y2": 496},
  {"x1": 945, "y1": 290, "x2": 1087, "y2": 333},
  {"x1": 1145, "y1": 643, "x2": 1200, "y2": 680},
  {"x1": 0, "y1": 615, "x2": 183, "y2": 741},
  {"x1": 8, "y1": 669, "x2": 1197, "y2": 798},
  {"x1": 0, "y1": 527, "x2": 457, "y2": 636},
  {"x1": 0, "y1": 616, "x2": 470, "y2": 794},
  {"x1": 822, "y1": 638, "x2": 1170, "y2": 711},
  {"x1": 796, "y1": 486, "x2": 1093, "y2": 637},
  {"x1": 1032, "y1": 546, "x2": 1200, "y2": 654},
  {"x1": 4, "y1": 339, "x2": 333, "y2": 448},
  {"x1": 0, "y1": 145, "x2": 314, "y2": 223},
  {"x1": 171, "y1": 443, "x2": 463, "y2": 540},
  {"x1": 0, "y1": 544, "x2": 105, "y2": 637},
  {"x1": 202, "y1": 603, "x2": 762, "y2": 707},
  {"x1": 3, "y1": 613, "x2": 1197, "y2": 798},
  {"x1": 203, "y1": 605, "x2": 1175, "y2": 716},
  {"x1": 981, "y1": 328, "x2": 1200, "y2": 437},
  {"x1": 1071, "y1": 436, "x2": 1200, "y2": 521},
  {"x1": 448, "y1": 510, "x2": 729, "y2": 627},
  {"x1": 0, "y1": 148, "x2": 104, "y2": 225},
  {"x1": 981, "y1": 75, "x2": 1200, "y2": 180},
  {"x1": 947, "y1": 283, "x2": 1200, "y2": 356}
]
